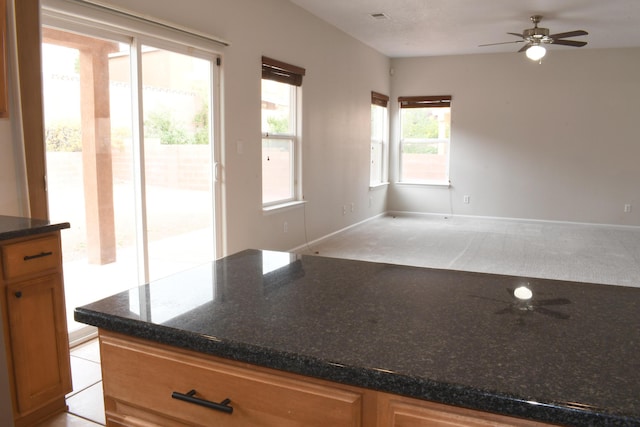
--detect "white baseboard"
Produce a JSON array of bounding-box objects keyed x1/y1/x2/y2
[
  {"x1": 386, "y1": 210, "x2": 640, "y2": 230},
  {"x1": 296, "y1": 210, "x2": 640, "y2": 254},
  {"x1": 289, "y1": 212, "x2": 386, "y2": 253}
]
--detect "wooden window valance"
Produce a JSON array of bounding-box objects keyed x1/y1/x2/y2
[
  {"x1": 262, "y1": 56, "x2": 305, "y2": 87},
  {"x1": 398, "y1": 95, "x2": 451, "y2": 108},
  {"x1": 371, "y1": 91, "x2": 389, "y2": 108}
]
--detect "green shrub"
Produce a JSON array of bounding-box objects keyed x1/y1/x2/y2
[{"x1": 45, "y1": 121, "x2": 82, "y2": 152}]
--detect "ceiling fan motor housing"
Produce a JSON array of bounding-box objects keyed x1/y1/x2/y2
[{"x1": 523, "y1": 27, "x2": 552, "y2": 43}]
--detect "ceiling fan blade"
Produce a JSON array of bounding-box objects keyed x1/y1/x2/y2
[
  {"x1": 536, "y1": 298, "x2": 571, "y2": 306},
  {"x1": 552, "y1": 39, "x2": 588, "y2": 47},
  {"x1": 536, "y1": 306, "x2": 570, "y2": 320},
  {"x1": 507, "y1": 32, "x2": 524, "y2": 38},
  {"x1": 478, "y1": 40, "x2": 524, "y2": 47},
  {"x1": 550, "y1": 30, "x2": 588, "y2": 39},
  {"x1": 518, "y1": 43, "x2": 531, "y2": 53}
]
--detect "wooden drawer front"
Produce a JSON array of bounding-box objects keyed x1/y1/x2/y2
[
  {"x1": 2, "y1": 235, "x2": 61, "y2": 279},
  {"x1": 381, "y1": 395, "x2": 556, "y2": 427},
  {"x1": 101, "y1": 335, "x2": 362, "y2": 427}
]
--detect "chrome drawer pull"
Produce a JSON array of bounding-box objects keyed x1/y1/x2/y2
[
  {"x1": 171, "y1": 389, "x2": 233, "y2": 414},
  {"x1": 23, "y1": 251, "x2": 53, "y2": 261}
]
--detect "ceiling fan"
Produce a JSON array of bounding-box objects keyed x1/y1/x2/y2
[{"x1": 480, "y1": 15, "x2": 588, "y2": 61}]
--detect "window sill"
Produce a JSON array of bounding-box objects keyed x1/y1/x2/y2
[
  {"x1": 262, "y1": 200, "x2": 306, "y2": 215},
  {"x1": 369, "y1": 182, "x2": 390, "y2": 191},
  {"x1": 396, "y1": 181, "x2": 451, "y2": 188}
]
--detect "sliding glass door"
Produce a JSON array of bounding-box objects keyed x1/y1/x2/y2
[{"x1": 41, "y1": 26, "x2": 220, "y2": 343}]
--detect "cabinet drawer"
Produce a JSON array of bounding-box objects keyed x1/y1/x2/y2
[
  {"x1": 2, "y1": 235, "x2": 61, "y2": 279},
  {"x1": 101, "y1": 334, "x2": 362, "y2": 427},
  {"x1": 380, "y1": 394, "x2": 557, "y2": 427}
]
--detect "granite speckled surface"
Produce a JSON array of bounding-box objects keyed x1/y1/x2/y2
[
  {"x1": 75, "y1": 249, "x2": 640, "y2": 426},
  {"x1": 0, "y1": 215, "x2": 70, "y2": 241}
]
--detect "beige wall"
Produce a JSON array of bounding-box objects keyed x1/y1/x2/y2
[
  {"x1": 0, "y1": 0, "x2": 25, "y2": 218},
  {"x1": 0, "y1": 121, "x2": 21, "y2": 216},
  {"x1": 389, "y1": 48, "x2": 640, "y2": 226}
]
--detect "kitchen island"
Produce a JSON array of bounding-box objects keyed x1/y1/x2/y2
[{"x1": 75, "y1": 249, "x2": 640, "y2": 426}]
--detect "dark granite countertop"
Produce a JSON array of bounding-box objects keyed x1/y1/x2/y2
[
  {"x1": 75, "y1": 249, "x2": 640, "y2": 426},
  {"x1": 0, "y1": 215, "x2": 70, "y2": 241}
]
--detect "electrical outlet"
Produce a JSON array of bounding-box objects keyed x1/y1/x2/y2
[
  {"x1": 283, "y1": 221, "x2": 288, "y2": 233},
  {"x1": 624, "y1": 204, "x2": 632, "y2": 213},
  {"x1": 351, "y1": 203, "x2": 355, "y2": 213},
  {"x1": 463, "y1": 195, "x2": 470, "y2": 204},
  {"x1": 342, "y1": 205, "x2": 347, "y2": 215}
]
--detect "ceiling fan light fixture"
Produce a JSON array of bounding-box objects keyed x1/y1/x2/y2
[{"x1": 526, "y1": 44, "x2": 546, "y2": 61}]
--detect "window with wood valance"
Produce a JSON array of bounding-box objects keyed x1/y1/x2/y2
[
  {"x1": 398, "y1": 95, "x2": 451, "y2": 108},
  {"x1": 371, "y1": 91, "x2": 389, "y2": 108},
  {"x1": 262, "y1": 56, "x2": 306, "y2": 87}
]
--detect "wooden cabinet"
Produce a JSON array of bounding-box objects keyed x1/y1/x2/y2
[
  {"x1": 0, "y1": 231, "x2": 72, "y2": 426},
  {"x1": 100, "y1": 331, "x2": 557, "y2": 427},
  {"x1": 101, "y1": 331, "x2": 366, "y2": 427},
  {"x1": 377, "y1": 394, "x2": 555, "y2": 427}
]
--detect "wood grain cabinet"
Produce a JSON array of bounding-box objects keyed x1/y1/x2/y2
[
  {"x1": 100, "y1": 331, "x2": 557, "y2": 427},
  {"x1": 377, "y1": 394, "x2": 555, "y2": 427},
  {"x1": 0, "y1": 231, "x2": 72, "y2": 426},
  {"x1": 101, "y1": 331, "x2": 365, "y2": 426}
]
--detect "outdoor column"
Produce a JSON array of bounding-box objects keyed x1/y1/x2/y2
[
  {"x1": 43, "y1": 29, "x2": 120, "y2": 265},
  {"x1": 78, "y1": 44, "x2": 117, "y2": 264}
]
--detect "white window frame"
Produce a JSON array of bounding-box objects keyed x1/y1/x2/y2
[
  {"x1": 261, "y1": 82, "x2": 299, "y2": 207},
  {"x1": 370, "y1": 101, "x2": 389, "y2": 188},
  {"x1": 398, "y1": 96, "x2": 451, "y2": 186},
  {"x1": 261, "y1": 57, "x2": 304, "y2": 209}
]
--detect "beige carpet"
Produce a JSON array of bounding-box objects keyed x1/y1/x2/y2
[{"x1": 299, "y1": 214, "x2": 640, "y2": 288}]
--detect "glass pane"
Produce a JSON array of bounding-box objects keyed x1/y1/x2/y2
[
  {"x1": 262, "y1": 79, "x2": 293, "y2": 135},
  {"x1": 401, "y1": 141, "x2": 448, "y2": 182},
  {"x1": 141, "y1": 46, "x2": 214, "y2": 282},
  {"x1": 371, "y1": 104, "x2": 384, "y2": 140},
  {"x1": 401, "y1": 107, "x2": 450, "y2": 139},
  {"x1": 42, "y1": 34, "x2": 137, "y2": 335},
  {"x1": 262, "y1": 138, "x2": 293, "y2": 204},
  {"x1": 370, "y1": 104, "x2": 386, "y2": 186}
]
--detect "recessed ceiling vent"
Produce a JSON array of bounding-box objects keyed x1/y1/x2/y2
[{"x1": 370, "y1": 12, "x2": 389, "y2": 20}]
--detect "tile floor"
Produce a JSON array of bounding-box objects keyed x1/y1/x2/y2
[{"x1": 37, "y1": 339, "x2": 105, "y2": 427}]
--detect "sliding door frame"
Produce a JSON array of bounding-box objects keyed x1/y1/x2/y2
[{"x1": 40, "y1": 1, "x2": 225, "y2": 272}]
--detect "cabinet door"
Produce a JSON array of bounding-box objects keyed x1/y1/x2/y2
[{"x1": 6, "y1": 274, "x2": 72, "y2": 414}]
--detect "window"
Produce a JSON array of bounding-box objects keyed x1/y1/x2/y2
[
  {"x1": 398, "y1": 95, "x2": 452, "y2": 184},
  {"x1": 370, "y1": 91, "x2": 389, "y2": 186},
  {"x1": 261, "y1": 56, "x2": 305, "y2": 207}
]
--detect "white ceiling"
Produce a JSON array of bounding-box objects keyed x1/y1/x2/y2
[{"x1": 288, "y1": 0, "x2": 640, "y2": 58}]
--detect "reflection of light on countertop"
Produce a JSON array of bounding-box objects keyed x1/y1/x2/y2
[
  {"x1": 372, "y1": 367, "x2": 397, "y2": 374},
  {"x1": 262, "y1": 250, "x2": 299, "y2": 274},
  {"x1": 514, "y1": 285, "x2": 533, "y2": 301}
]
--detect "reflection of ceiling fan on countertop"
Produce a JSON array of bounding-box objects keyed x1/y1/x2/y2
[{"x1": 480, "y1": 15, "x2": 588, "y2": 61}]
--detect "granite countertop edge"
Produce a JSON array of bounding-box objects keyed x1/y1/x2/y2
[
  {"x1": 74, "y1": 308, "x2": 637, "y2": 427},
  {"x1": 0, "y1": 219, "x2": 70, "y2": 241}
]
